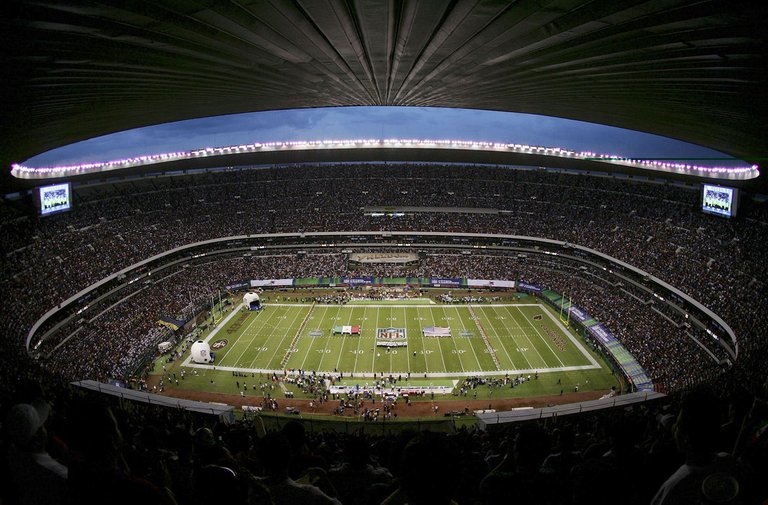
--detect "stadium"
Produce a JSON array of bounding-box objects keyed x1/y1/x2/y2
[{"x1": 1, "y1": 2, "x2": 767, "y2": 505}]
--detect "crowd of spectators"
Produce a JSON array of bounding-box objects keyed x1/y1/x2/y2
[
  {"x1": 2, "y1": 378, "x2": 767, "y2": 504},
  {"x1": 1, "y1": 163, "x2": 766, "y2": 393},
  {"x1": 2, "y1": 163, "x2": 768, "y2": 504},
  {"x1": 16, "y1": 248, "x2": 722, "y2": 393}
]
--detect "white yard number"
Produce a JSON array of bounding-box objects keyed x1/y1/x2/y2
[
  {"x1": 516, "y1": 347, "x2": 529, "y2": 352},
  {"x1": 286, "y1": 347, "x2": 298, "y2": 353},
  {"x1": 317, "y1": 349, "x2": 331, "y2": 354},
  {"x1": 350, "y1": 350, "x2": 365, "y2": 354},
  {"x1": 254, "y1": 346, "x2": 268, "y2": 352},
  {"x1": 452, "y1": 349, "x2": 465, "y2": 354},
  {"x1": 421, "y1": 350, "x2": 433, "y2": 355}
]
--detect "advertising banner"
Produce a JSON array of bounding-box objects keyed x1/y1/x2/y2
[
  {"x1": 225, "y1": 280, "x2": 250, "y2": 291},
  {"x1": 567, "y1": 306, "x2": 590, "y2": 323},
  {"x1": 587, "y1": 323, "x2": 614, "y2": 344},
  {"x1": 517, "y1": 281, "x2": 543, "y2": 292},
  {"x1": 429, "y1": 277, "x2": 464, "y2": 287},
  {"x1": 250, "y1": 279, "x2": 293, "y2": 287},
  {"x1": 349, "y1": 252, "x2": 419, "y2": 264},
  {"x1": 467, "y1": 279, "x2": 515, "y2": 288},
  {"x1": 345, "y1": 276, "x2": 375, "y2": 285}
]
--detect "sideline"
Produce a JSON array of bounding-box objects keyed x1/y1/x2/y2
[{"x1": 182, "y1": 303, "x2": 245, "y2": 367}]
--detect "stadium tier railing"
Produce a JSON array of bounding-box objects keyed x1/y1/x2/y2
[
  {"x1": 246, "y1": 410, "x2": 457, "y2": 435},
  {"x1": 475, "y1": 390, "x2": 666, "y2": 428},
  {"x1": 72, "y1": 379, "x2": 235, "y2": 423}
]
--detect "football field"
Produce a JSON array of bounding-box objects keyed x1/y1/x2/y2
[{"x1": 186, "y1": 301, "x2": 601, "y2": 378}]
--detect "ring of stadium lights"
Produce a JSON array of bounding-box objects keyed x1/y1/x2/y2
[{"x1": 11, "y1": 139, "x2": 759, "y2": 181}]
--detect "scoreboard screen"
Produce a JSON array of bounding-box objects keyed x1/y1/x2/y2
[
  {"x1": 38, "y1": 183, "x2": 72, "y2": 216},
  {"x1": 701, "y1": 184, "x2": 738, "y2": 218}
]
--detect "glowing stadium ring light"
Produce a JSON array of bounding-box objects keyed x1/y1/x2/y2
[{"x1": 11, "y1": 139, "x2": 759, "y2": 181}]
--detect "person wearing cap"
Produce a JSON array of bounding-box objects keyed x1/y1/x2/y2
[{"x1": 4, "y1": 401, "x2": 68, "y2": 505}]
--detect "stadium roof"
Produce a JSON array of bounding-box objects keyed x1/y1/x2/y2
[{"x1": 1, "y1": 1, "x2": 767, "y2": 191}]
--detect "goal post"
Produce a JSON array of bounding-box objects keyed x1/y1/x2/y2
[{"x1": 559, "y1": 293, "x2": 571, "y2": 327}]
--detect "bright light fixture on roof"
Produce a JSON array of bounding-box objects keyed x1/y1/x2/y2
[{"x1": 10, "y1": 138, "x2": 759, "y2": 181}]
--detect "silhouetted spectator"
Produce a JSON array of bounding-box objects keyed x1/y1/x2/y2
[{"x1": 652, "y1": 388, "x2": 742, "y2": 504}]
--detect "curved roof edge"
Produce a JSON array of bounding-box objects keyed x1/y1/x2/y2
[{"x1": 12, "y1": 139, "x2": 759, "y2": 189}]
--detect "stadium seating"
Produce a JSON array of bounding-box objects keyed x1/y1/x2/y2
[
  {"x1": 2, "y1": 163, "x2": 767, "y2": 504},
  {"x1": 2, "y1": 165, "x2": 765, "y2": 389}
]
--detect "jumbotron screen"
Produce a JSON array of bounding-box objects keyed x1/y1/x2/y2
[
  {"x1": 38, "y1": 183, "x2": 72, "y2": 216},
  {"x1": 701, "y1": 184, "x2": 738, "y2": 218}
]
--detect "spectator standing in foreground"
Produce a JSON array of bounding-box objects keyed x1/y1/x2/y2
[
  {"x1": 652, "y1": 388, "x2": 742, "y2": 505},
  {"x1": 256, "y1": 433, "x2": 341, "y2": 505},
  {"x1": 4, "y1": 400, "x2": 67, "y2": 505}
]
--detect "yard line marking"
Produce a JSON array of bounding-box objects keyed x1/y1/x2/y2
[
  {"x1": 214, "y1": 307, "x2": 267, "y2": 364},
  {"x1": 351, "y1": 306, "x2": 367, "y2": 374},
  {"x1": 265, "y1": 303, "x2": 547, "y2": 308},
  {"x1": 264, "y1": 305, "x2": 310, "y2": 369},
  {"x1": 332, "y1": 306, "x2": 357, "y2": 372},
  {"x1": 488, "y1": 305, "x2": 533, "y2": 369},
  {"x1": 513, "y1": 305, "x2": 566, "y2": 368},
  {"x1": 454, "y1": 306, "x2": 485, "y2": 372},
  {"x1": 475, "y1": 306, "x2": 516, "y2": 369},
  {"x1": 415, "y1": 305, "x2": 430, "y2": 374},
  {"x1": 314, "y1": 305, "x2": 340, "y2": 372},
  {"x1": 188, "y1": 302, "x2": 603, "y2": 377},
  {"x1": 241, "y1": 310, "x2": 283, "y2": 368},
  {"x1": 497, "y1": 305, "x2": 548, "y2": 368},
  {"x1": 431, "y1": 306, "x2": 449, "y2": 373},
  {"x1": 265, "y1": 303, "x2": 549, "y2": 309},
  {"x1": 542, "y1": 307, "x2": 600, "y2": 367},
  {"x1": 406, "y1": 305, "x2": 413, "y2": 373},
  {"x1": 389, "y1": 305, "x2": 398, "y2": 375},
  {"x1": 259, "y1": 306, "x2": 296, "y2": 369},
  {"x1": 465, "y1": 305, "x2": 500, "y2": 371},
  {"x1": 298, "y1": 305, "x2": 336, "y2": 371},
  {"x1": 370, "y1": 306, "x2": 380, "y2": 371},
  {"x1": 183, "y1": 362, "x2": 599, "y2": 378},
  {"x1": 394, "y1": 304, "x2": 408, "y2": 375}
]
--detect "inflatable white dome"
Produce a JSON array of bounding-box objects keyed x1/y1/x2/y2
[
  {"x1": 243, "y1": 291, "x2": 261, "y2": 310},
  {"x1": 190, "y1": 340, "x2": 212, "y2": 364}
]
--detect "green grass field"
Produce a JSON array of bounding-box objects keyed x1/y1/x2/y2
[{"x1": 184, "y1": 301, "x2": 601, "y2": 378}]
